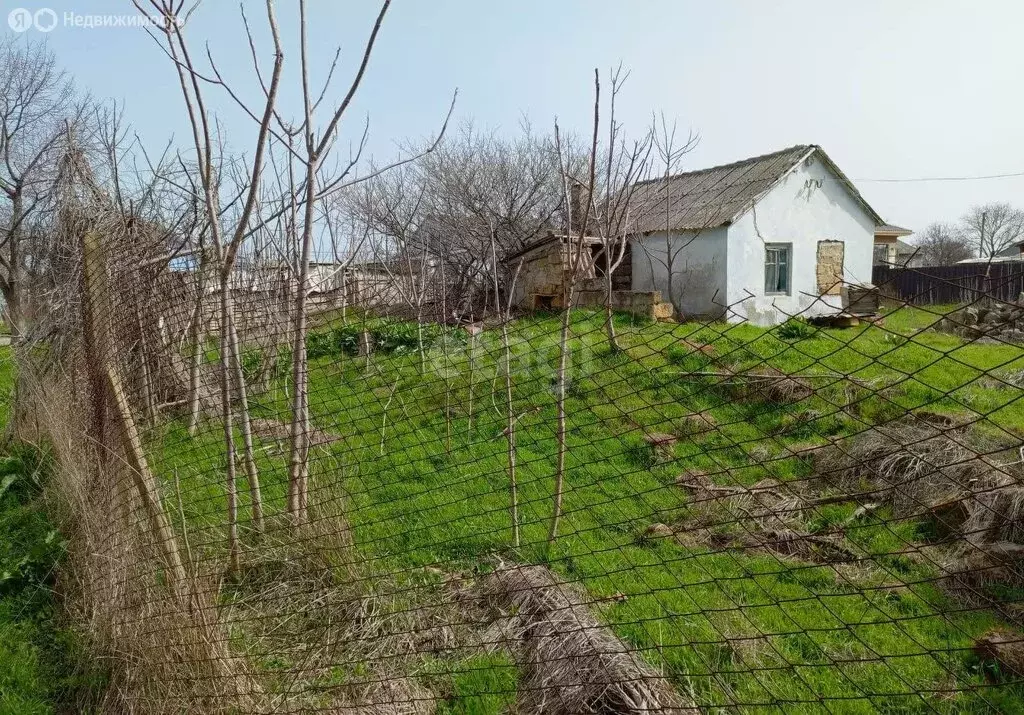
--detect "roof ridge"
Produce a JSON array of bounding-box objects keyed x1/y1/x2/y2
[{"x1": 634, "y1": 144, "x2": 815, "y2": 186}]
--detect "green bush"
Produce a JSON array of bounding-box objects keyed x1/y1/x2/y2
[
  {"x1": 776, "y1": 317, "x2": 816, "y2": 341},
  {"x1": 304, "y1": 319, "x2": 457, "y2": 360},
  {"x1": 240, "y1": 348, "x2": 265, "y2": 384}
]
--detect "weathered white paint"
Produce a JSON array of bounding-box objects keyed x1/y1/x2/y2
[
  {"x1": 725, "y1": 153, "x2": 875, "y2": 325},
  {"x1": 630, "y1": 151, "x2": 876, "y2": 326},
  {"x1": 631, "y1": 227, "x2": 728, "y2": 318}
]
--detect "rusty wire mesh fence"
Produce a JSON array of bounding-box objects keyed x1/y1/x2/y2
[{"x1": 10, "y1": 219, "x2": 1024, "y2": 715}]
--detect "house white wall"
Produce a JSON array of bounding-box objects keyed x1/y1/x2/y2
[
  {"x1": 724, "y1": 153, "x2": 876, "y2": 326},
  {"x1": 630, "y1": 227, "x2": 728, "y2": 317}
]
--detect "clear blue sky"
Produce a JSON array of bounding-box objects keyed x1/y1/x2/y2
[{"x1": 6, "y1": 0, "x2": 1024, "y2": 234}]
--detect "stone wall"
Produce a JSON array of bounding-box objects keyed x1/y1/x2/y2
[
  {"x1": 575, "y1": 288, "x2": 673, "y2": 320},
  {"x1": 512, "y1": 240, "x2": 597, "y2": 310}
]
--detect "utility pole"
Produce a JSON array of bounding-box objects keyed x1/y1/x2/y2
[
  {"x1": 981, "y1": 210, "x2": 988, "y2": 258},
  {"x1": 980, "y1": 210, "x2": 993, "y2": 302}
]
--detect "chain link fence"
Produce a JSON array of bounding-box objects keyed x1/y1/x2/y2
[
  {"x1": 11, "y1": 226, "x2": 1024, "y2": 713},
  {"x1": 1, "y1": 7, "x2": 1023, "y2": 712}
]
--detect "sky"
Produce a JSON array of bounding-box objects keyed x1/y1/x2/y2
[{"x1": 4, "y1": 0, "x2": 1024, "y2": 237}]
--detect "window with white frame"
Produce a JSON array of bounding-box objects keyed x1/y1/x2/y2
[{"x1": 764, "y1": 244, "x2": 791, "y2": 295}]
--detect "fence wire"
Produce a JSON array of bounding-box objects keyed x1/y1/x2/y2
[{"x1": 11, "y1": 236, "x2": 1024, "y2": 715}]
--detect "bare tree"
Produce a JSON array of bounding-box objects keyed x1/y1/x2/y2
[
  {"x1": 548, "y1": 71, "x2": 601, "y2": 545},
  {"x1": 350, "y1": 122, "x2": 578, "y2": 317},
  {"x1": 489, "y1": 227, "x2": 524, "y2": 547},
  {"x1": 961, "y1": 203, "x2": 1024, "y2": 258},
  {"x1": 283, "y1": 0, "x2": 452, "y2": 525},
  {"x1": 589, "y1": 66, "x2": 653, "y2": 351},
  {"x1": 912, "y1": 222, "x2": 974, "y2": 266},
  {"x1": 631, "y1": 118, "x2": 703, "y2": 317},
  {"x1": 137, "y1": 0, "x2": 284, "y2": 568},
  {"x1": 0, "y1": 36, "x2": 86, "y2": 337}
]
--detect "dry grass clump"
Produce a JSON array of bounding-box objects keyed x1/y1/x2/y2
[
  {"x1": 814, "y1": 420, "x2": 1024, "y2": 602},
  {"x1": 473, "y1": 565, "x2": 696, "y2": 714},
  {"x1": 729, "y1": 367, "x2": 813, "y2": 404},
  {"x1": 200, "y1": 487, "x2": 456, "y2": 713},
  {"x1": 676, "y1": 411, "x2": 718, "y2": 436},
  {"x1": 958, "y1": 486, "x2": 1024, "y2": 545},
  {"x1": 675, "y1": 476, "x2": 805, "y2": 532},
  {"x1": 26, "y1": 375, "x2": 262, "y2": 714},
  {"x1": 673, "y1": 476, "x2": 858, "y2": 564},
  {"x1": 24, "y1": 368, "x2": 446, "y2": 714},
  {"x1": 813, "y1": 422, "x2": 1007, "y2": 515},
  {"x1": 940, "y1": 541, "x2": 1024, "y2": 604},
  {"x1": 671, "y1": 365, "x2": 814, "y2": 406},
  {"x1": 250, "y1": 417, "x2": 343, "y2": 449}
]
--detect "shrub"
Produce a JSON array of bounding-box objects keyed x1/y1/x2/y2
[
  {"x1": 240, "y1": 348, "x2": 265, "y2": 384},
  {"x1": 776, "y1": 318, "x2": 816, "y2": 341},
  {"x1": 302, "y1": 318, "x2": 456, "y2": 361}
]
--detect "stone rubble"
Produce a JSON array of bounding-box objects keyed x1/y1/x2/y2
[{"x1": 937, "y1": 295, "x2": 1024, "y2": 342}]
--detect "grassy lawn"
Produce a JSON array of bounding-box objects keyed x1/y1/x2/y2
[{"x1": 153, "y1": 306, "x2": 1024, "y2": 712}]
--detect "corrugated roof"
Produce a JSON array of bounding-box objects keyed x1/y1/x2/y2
[{"x1": 629, "y1": 144, "x2": 884, "y2": 233}]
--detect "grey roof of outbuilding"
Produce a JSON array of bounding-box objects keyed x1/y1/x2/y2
[
  {"x1": 894, "y1": 239, "x2": 916, "y2": 255},
  {"x1": 628, "y1": 144, "x2": 884, "y2": 234}
]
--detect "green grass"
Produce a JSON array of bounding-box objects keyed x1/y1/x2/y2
[
  {"x1": 0, "y1": 348, "x2": 102, "y2": 713},
  {"x1": 0, "y1": 444, "x2": 100, "y2": 713},
  {"x1": 153, "y1": 306, "x2": 1024, "y2": 712}
]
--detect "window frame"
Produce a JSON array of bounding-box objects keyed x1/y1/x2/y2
[{"x1": 764, "y1": 243, "x2": 793, "y2": 296}]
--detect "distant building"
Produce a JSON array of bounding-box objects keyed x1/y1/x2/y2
[{"x1": 873, "y1": 224, "x2": 914, "y2": 266}]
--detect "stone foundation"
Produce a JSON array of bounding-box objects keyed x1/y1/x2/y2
[{"x1": 574, "y1": 289, "x2": 673, "y2": 320}]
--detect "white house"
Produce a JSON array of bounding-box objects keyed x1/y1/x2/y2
[{"x1": 627, "y1": 144, "x2": 885, "y2": 326}]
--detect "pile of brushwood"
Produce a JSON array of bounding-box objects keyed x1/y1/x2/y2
[{"x1": 465, "y1": 564, "x2": 697, "y2": 714}]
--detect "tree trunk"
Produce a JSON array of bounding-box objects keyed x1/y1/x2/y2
[
  {"x1": 186, "y1": 255, "x2": 208, "y2": 436},
  {"x1": 502, "y1": 319, "x2": 519, "y2": 547},
  {"x1": 133, "y1": 297, "x2": 158, "y2": 426},
  {"x1": 3, "y1": 189, "x2": 27, "y2": 341},
  {"x1": 548, "y1": 295, "x2": 572, "y2": 544},
  {"x1": 227, "y1": 308, "x2": 264, "y2": 534},
  {"x1": 287, "y1": 169, "x2": 317, "y2": 526},
  {"x1": 603, "y1": 266, "x2": 619, "y2": 351},
  {"x1": 218, "y1": 282, "x2": 240, "y2": 576}
]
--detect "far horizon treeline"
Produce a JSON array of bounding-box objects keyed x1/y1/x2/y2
[{"x1": 907, "y1": 203, "x2": 1024, "y2": 266}]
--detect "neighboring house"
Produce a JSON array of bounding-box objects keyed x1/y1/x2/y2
[
  {"x1": 337, "y1": 260, "x2": 427, "y2": 307},
  {"x1": 997, "y1": 241, "x2": 1024, "y2": 259},
  {"x1": 873, "y1": 224, "x2": 914, "y2": 266},
  {"x1": 894, "y1": 239, "x2": 921, "y2": 267},
  {"x1": 627, "y1": 144, "x2": 886, "y2": 326}
]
